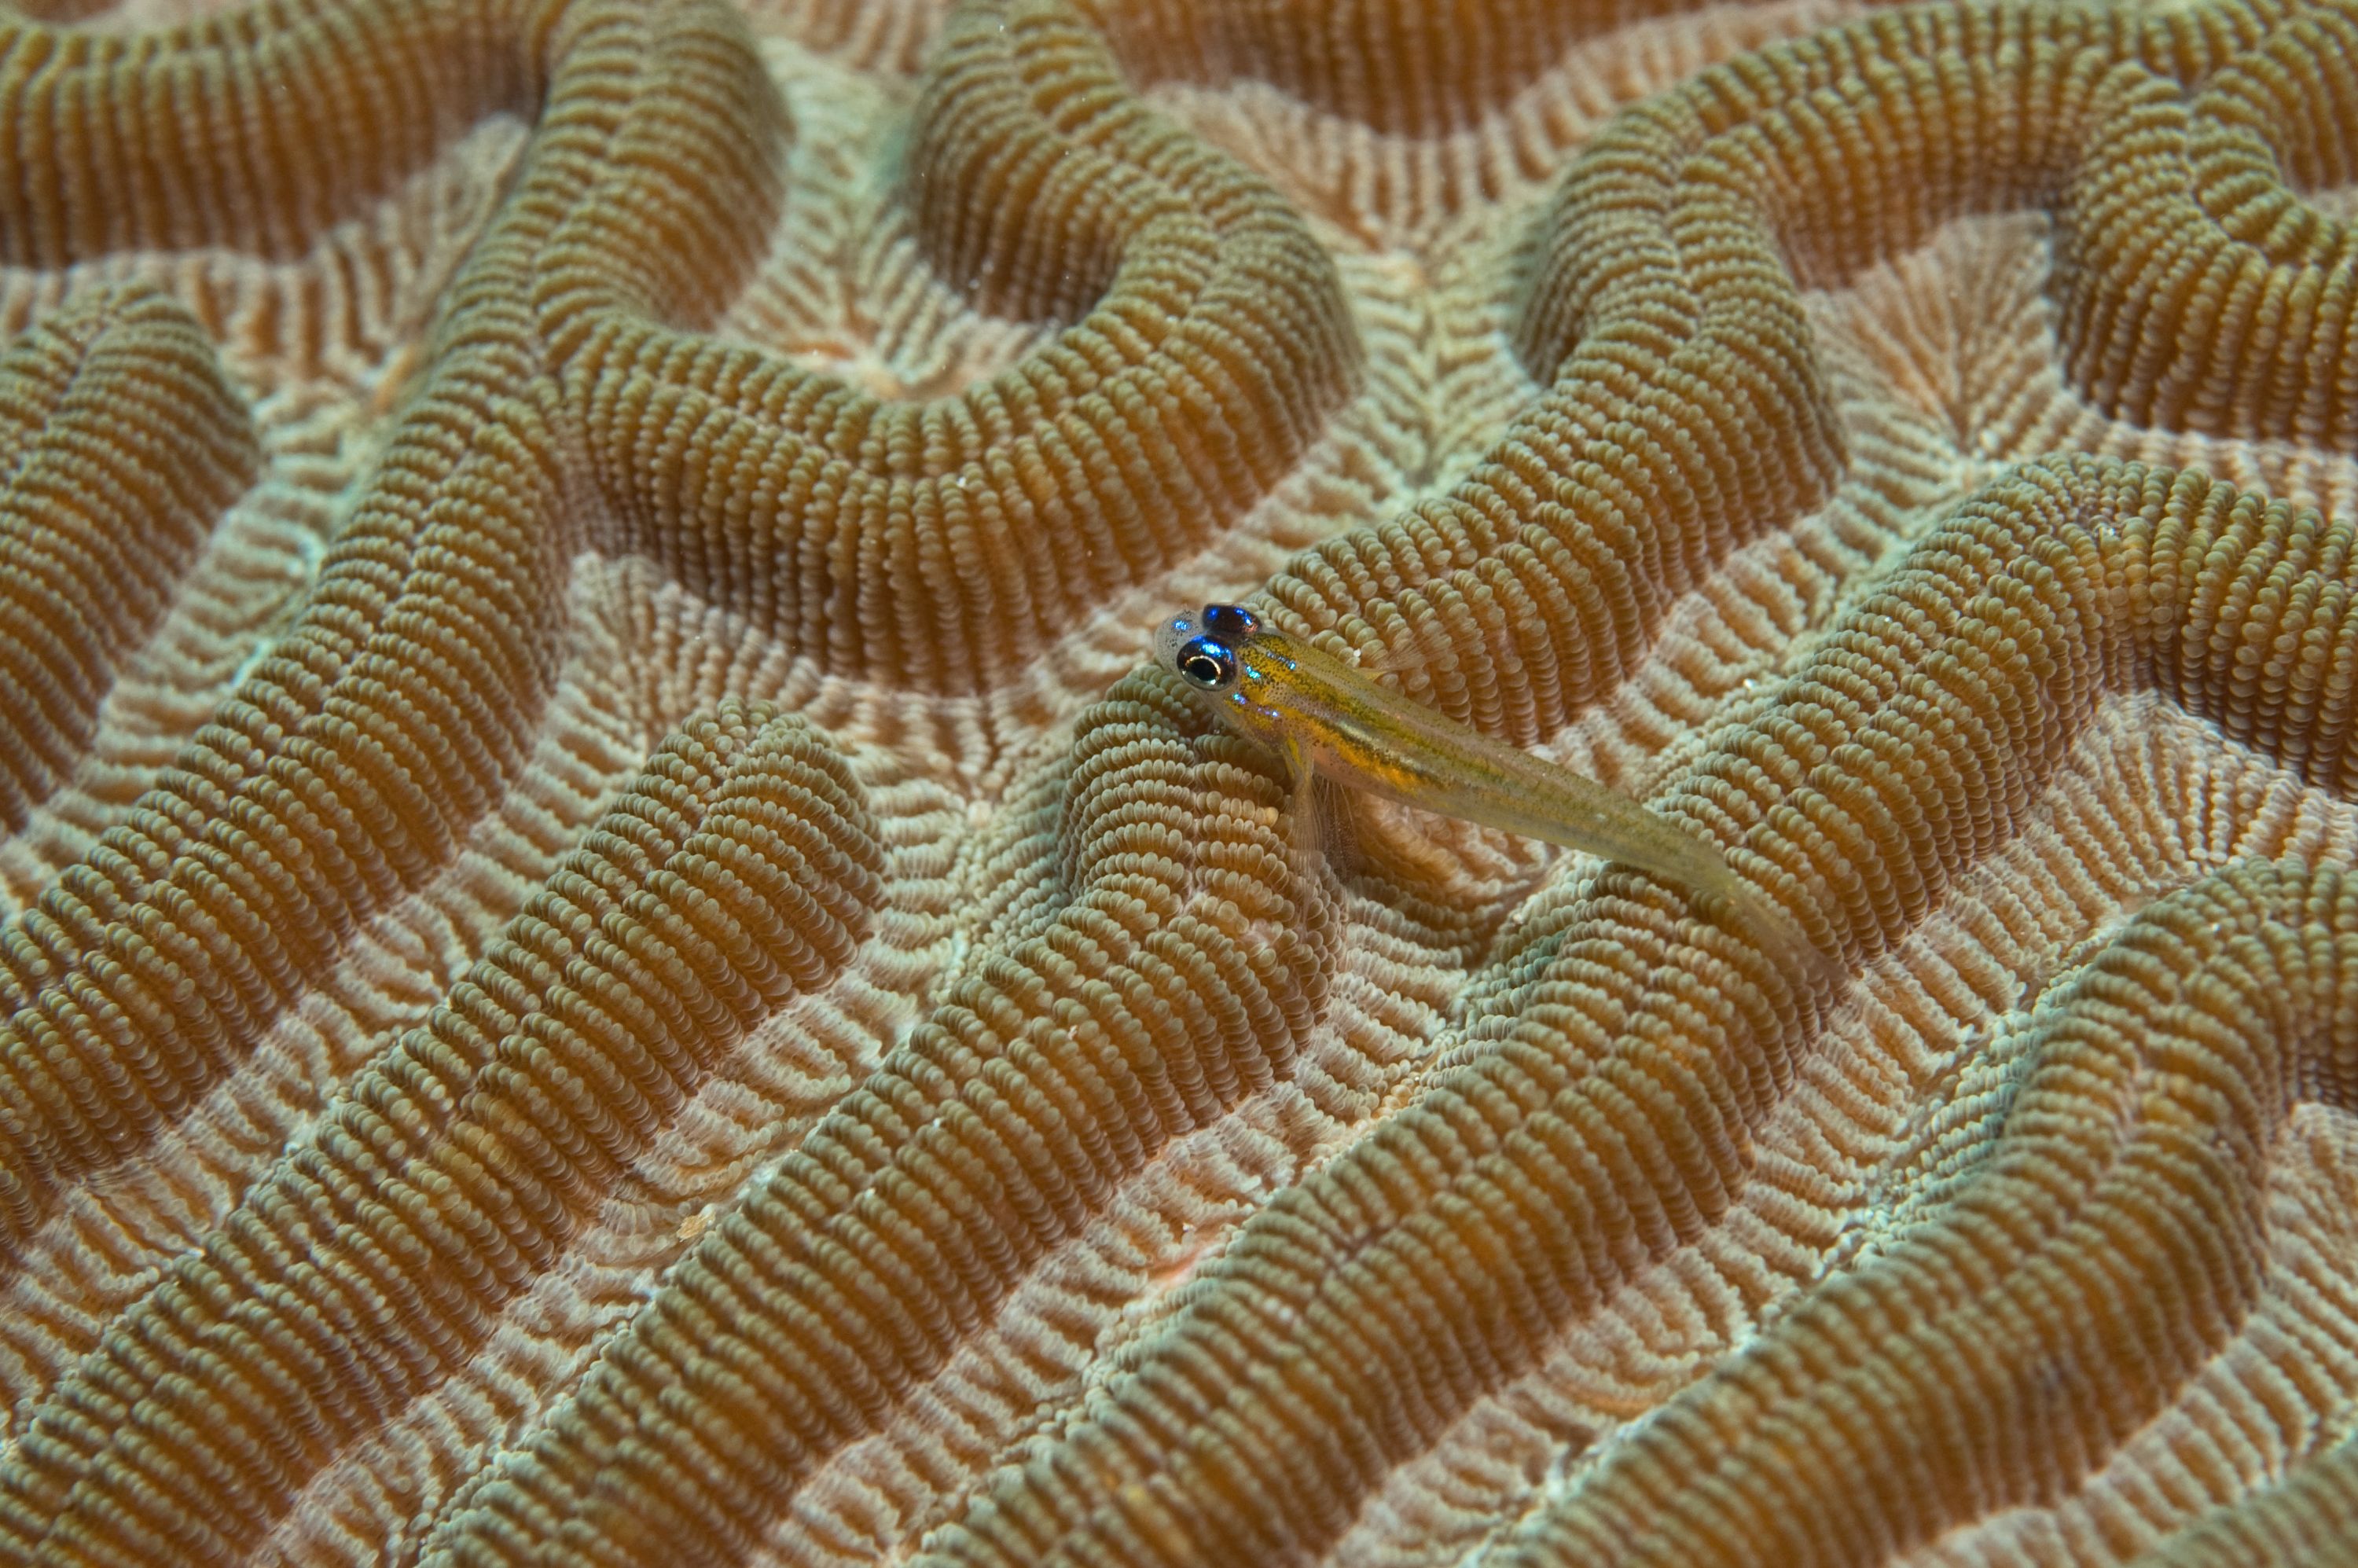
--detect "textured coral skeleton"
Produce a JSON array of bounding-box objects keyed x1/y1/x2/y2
[{"x1": 1, "y1": 0, "x2": 2357, "y2": 1563}]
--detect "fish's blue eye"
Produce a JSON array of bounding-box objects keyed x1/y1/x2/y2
[
  {"x1": 1203, "y1": 604, "x2": 1258, "y2": 640},
  {"x1": 1177, "y1": 637, "x2": 1237, "y2": 690}
]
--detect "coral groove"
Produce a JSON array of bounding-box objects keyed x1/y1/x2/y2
[
  {"x1": 0, "y1": 701, "x2": 884, "y2": 1563},
  {"x1": 910, "y1": 454, "x2": 2358, "y2": 1567},
  {"x1": 556, "y1": 0, "x2": 1361, "y2": 691},
  {"x1": 1081, "y1": 0, "x2": 1697, "y2": 135},
  {"x1": 0, "y1": 0, "x2": 545, "y2": 264},
  {"x1": 417, "y1": 674, "x2": 1336, "y2": 1566},
  {"x1": 0, "y1": 285, "x2": 259, "y2": 831}
]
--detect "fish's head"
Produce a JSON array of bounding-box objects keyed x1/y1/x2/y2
[
  {"x1": 1155, "y1": 603, "x2": 1262, "y2": 696},
  {"x1": 1152, "y1": 608, "x2": 1207, "y2": 679},
  {"x1": 1155, "y1": 603, "x2": 1292, "y2": 744}
]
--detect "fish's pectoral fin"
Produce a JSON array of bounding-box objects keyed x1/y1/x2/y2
[
  {"x1": 1276, "y1": 740, "x2": 1359, "y2": 880},
  {"x1": 1281, "y1": 736, "x2": 1320, "y2": 863},
  {"x1": 1311, "y1": 772, "x2": 1364, "y2": 879}
]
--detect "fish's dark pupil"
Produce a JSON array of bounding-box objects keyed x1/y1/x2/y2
[
  {"x1": 1177, "y1": 637, "x2": 1235, "y2": 689},
  {"x1": 1203, "y1": 604, "x2": 1257, "y2": 638}
]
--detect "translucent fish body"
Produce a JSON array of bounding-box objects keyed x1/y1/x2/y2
[{"x1": 1155, "y1": 604, "x2": 1838, "y2": 987}]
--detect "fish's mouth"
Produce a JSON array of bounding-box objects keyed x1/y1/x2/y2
[{"x1": 1153, "y1": 611, "x2": 1199, "y2": 671}]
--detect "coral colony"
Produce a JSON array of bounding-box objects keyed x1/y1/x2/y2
[{"x1": 0, "y1": 1, "x2": 2355, "y2": 1564}]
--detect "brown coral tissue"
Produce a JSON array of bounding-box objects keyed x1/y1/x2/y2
[{"x1": 13, "y1": 0, "x2": 2358, "y2": 1563}]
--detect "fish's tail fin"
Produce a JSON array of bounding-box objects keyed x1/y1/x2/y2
[{"x1": 1697, "y1": 878, "x2": 1849, "y2": 1001}]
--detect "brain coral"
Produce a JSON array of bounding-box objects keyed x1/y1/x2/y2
[{"x1": 3, "y1": 0, "x2": 2358, "y2": 1564}]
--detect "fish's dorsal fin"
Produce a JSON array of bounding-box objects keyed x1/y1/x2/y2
[
  {"x1": 1337, "y1": 613, "x2": 1458, "y2": 678},
  {"x1": 1335, "y1": 606, "x2": 1487, "y2": 683},
  {"x1": 1340, "y1": 600, "x2": 1544, "y2": 736}
]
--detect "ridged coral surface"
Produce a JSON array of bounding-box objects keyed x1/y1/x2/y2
[{"x1": 6, "y1": 0, "x2": 2358, "y2": 1563}]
